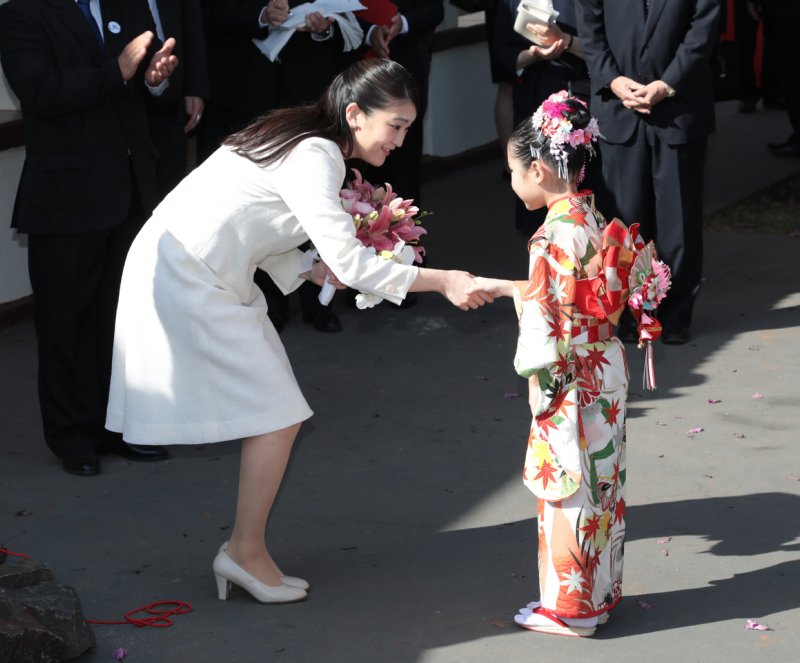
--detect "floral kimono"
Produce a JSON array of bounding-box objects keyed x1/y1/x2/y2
[{"x1": 512, "y1": 191, "x2": 649, "y2": 620}]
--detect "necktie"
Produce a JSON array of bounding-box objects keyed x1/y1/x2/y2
[{"x1": 77, "y1": 0, "x2": 104, "y2": 47}]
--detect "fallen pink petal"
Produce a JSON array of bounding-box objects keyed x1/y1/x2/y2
[
  {"x1": 752, "y1": 393, "x2": 764, "y2": 399},
  {"x1": 707, "y1": 399, "x2": 721, "y2": 404},
  {"x1": 111, "y1": 649, "x2": 128, "y2": 661},
  {"x1": 744, "y1": 619, "x2": 772, "y2": 631},
  {"x1": 635, "y1": 600, "x2": 653, "y2": 610},
  {"x1": 687, "y1": 427, "x2": 704, "y2": 435},
  {"x1": 656, "y1": 537, "x2": 672, "y2": 544},
  {"x1": 661, "y1": 550, "x2": 669, "y2": 556}
]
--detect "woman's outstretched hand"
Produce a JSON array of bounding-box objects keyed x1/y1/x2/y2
[{"x1": 468, "y1": 276, "x2": 514, "y2": 299}]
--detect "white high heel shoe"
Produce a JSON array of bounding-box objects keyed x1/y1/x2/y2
[
  {"x1": 217, "y1": 541, "x2": 309, "y2": 591},
  {"x1": 212, "y1": 549, "x2": 307, "y2": 603}
]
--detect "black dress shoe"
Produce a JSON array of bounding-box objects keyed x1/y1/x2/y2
[
  {"x1": 767, "y1": 134, "x2": 798, "y2": 150},
  {"x1": 303, "y1": 309, "x2": 342, "y2": 333},
  {"x1": 62, "y1": 455, "x2": 101, "y2": 476},
  {"x1": 770, "y1": 142, "x2": 800, "y2": 158},
  {"x1": 103, "y1": 438, "x2": 169, "y2": 462},
  {"x1": 661, "y1": 326, "x2": 691, "y2": 345}
]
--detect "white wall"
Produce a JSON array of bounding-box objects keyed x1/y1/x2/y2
[
  {"x1": 0, "y1": 147, "x2": 29, "y2": 303},
  {"x1": 0, "y1": 69, "x2": 18, "y2": 111},
  {"x1": 424, "y1": 42, "x2": 497, "y2": 157}
]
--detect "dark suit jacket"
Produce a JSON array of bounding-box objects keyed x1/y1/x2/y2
[
  {"x1": 156, "y1": 0, "x2": 209, "y2": 101},
  {"x1": 576, "y1": 0, "x2": 720, "y2": 145},
  {"x1": 0, "y1": 0, "x2": 168, "y2": 233},
  {"x1": 362, "y1": 0, "x2": 443, "y2": 112},
  {"x1": 201, "y1": 0, "x2": 281, "y2": 116}
]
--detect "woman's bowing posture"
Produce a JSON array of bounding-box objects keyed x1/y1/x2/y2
[{"x1": 106, "y1": 59, "x2": 490, "y2": 604}]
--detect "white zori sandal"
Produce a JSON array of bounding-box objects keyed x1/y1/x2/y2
[{"x1": 513, "y1": 602, "x2": 601, "y2": 637}]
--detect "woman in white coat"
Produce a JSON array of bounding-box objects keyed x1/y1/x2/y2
[{"x1": 106, "y1": 59, "x2": 490, "y2": 604}]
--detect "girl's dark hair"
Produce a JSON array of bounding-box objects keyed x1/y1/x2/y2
[
  {"x1": 509, "y1": 96, "x2": 594, "y2": 177},
  {"x1": 225, "y1": 59, "x2": 419, "y2": 166}
]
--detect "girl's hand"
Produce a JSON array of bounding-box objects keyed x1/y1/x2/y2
[
  {"x1": 529, "y1": 376, "x2": 542, "y2": 417},
  {"x1": 469, "y1": 276, "x2": 513, "y2": 299}
]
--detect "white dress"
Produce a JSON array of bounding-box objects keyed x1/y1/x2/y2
[{"x1": 106, "y1": 137, "x2": 418, "y2": 445}]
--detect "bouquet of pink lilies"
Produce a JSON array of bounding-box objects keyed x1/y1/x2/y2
[{"x1": 320, "y1": 169, "x2": 429, "y2": 309}]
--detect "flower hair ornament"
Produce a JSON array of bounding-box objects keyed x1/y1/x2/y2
[{"x1": 530, "y1": 90, "x2": 601, "y2": 181}]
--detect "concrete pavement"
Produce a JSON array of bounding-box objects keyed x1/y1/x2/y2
[{"x1": 1, "y1": 100, "x2": 799, "y2": 663}]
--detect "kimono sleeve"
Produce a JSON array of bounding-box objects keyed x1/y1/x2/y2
[{"x1": 512, "y1": 235, "x2": 578, "y2": 414}]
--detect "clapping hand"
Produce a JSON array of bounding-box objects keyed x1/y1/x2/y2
[
  {"x1": 370, "y1": 14, "x2": 403, "y2": 59},
  {"x1": 300, "y1": 11, "x2": 334, "y2": 34},
  {"x1": 118, "y1": 31, "x2": 155, "y2": 82},
  {"x1": 262, "y1": 0, "x2": 290, "y2": 26},
  {"x1": 145, "y1": 37, "x2": 178, "y2": 87},
  {"x1": 370, "y1": 25, "x2": 391, "y2": 58}
]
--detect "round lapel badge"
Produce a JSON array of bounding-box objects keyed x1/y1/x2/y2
[{"x1": 107, "y1": 21, "x2": 121, "y2": 34}]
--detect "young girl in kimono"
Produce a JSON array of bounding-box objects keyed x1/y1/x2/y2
[{"x1": 471, "y1": 92, "x2": 670, "y2": 637}]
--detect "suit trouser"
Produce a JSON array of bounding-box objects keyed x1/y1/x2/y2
[
  {"x1": 771, "y1": 19, "x2": 800, "y2": 136},
  {"x1": 27, "y1": 211, "x2": 144, "y2": 458},
  {"x1": 600, "y1": 123, "x2": 707, "y2": 330}
]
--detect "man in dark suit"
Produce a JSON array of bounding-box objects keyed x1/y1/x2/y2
[
  {"x1": 364, "y1": 0, "x2": 444, "y2": 206},
  {"x1": 576, "y1": 0, "x2": 721, "y2": 344},
  {"x1": 752, "y1": 0, "x2": 800, "y2": 157},
  {"x1": 146, "y1": 0, "x2": 210, "y2": 198},
  {"x1": 197, "y1": 0, "x2": 284, "y2": 162},
  {"x1": 0, "y1": 0, "x2": 179, "y2": 474}
]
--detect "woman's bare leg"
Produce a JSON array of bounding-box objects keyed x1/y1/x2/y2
[{"x1": 225, "y1": 423, "x2": 301, "y2": 586}]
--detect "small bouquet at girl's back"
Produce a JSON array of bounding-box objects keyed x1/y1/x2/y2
[{"x1": 337, "y1": 168, "x2": 429, "y2": 309}]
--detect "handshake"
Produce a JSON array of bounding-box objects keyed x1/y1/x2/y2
[
  {"x1": 447, "y1": 273, "x2": 514, "y2": 311},
  {"x1": 307, "y1": 262, "x2": 513, "y2": 312}
]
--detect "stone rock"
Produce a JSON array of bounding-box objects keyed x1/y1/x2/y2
[
  {"x1": 0, "y1": 556, "x2": 95, "y2": 661},
  {"x1": 0, "y1": 597, "x2": 66, "y2": 663},
  {"x1": 0, "y1": 557, "x2": 55, "y2": 590}
]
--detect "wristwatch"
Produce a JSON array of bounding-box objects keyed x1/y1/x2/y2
[{"x1": 663, "y1": 82, "x2": 677, "y2": 98}]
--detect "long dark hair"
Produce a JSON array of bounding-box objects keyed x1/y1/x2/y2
[{"x1": 225, "y1": 59, "x2": 419, "y2": 166}]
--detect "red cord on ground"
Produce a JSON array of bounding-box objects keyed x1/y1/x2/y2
[
  {"x1": 1, "y1": 548, "x2": 191, "y2": 629},
  {"x1": 0, "y1": 547, "x2": 30, "y2": 559},
  {"x1": 89, "y1": 601, "x2": 193, "y2": 628}
]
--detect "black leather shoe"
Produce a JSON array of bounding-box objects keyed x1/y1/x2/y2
[
  {"x1": 770, "y1": 142, "x2": 800, "y2": 158},
  {"x1": 767, "y1": 134, "x2": 798, "y2": 150},
  {"x1": 103, "y1": 438, "x2": 169, "y2": 462},
  {"x1": 62, "y1": 455, "x2": 101, "y2": 476},
  {"x1": 662, "y1": 326, "x2": 691, "y2": 345},
  {"x1": 304, "y1": 309, "x2": 342, "y2": 333}
]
